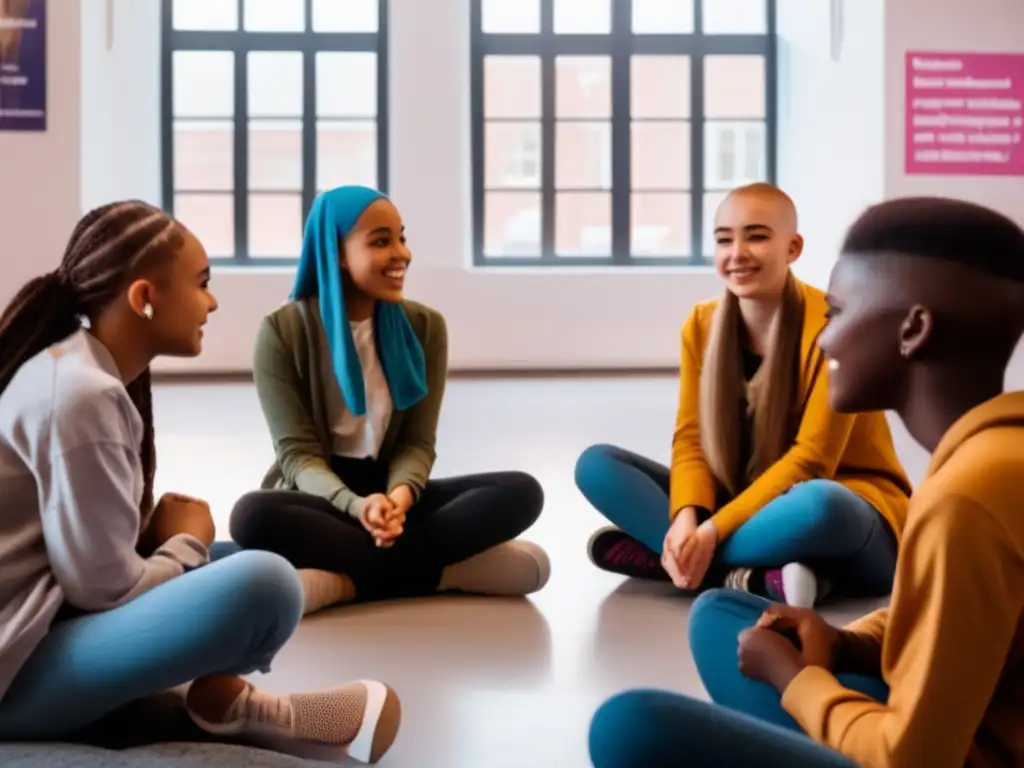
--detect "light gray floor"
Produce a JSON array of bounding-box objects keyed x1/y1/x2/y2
[{"x1": 141, "y1": 374, "x2": 918, "y2": 768}]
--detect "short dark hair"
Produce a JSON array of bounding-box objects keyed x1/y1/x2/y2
[{"x1": 841, "y1": 197, "x2": 1024, "y2": 283}]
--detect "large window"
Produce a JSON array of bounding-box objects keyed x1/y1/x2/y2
[
  {"x1": 161, "y1": 0, "x2": 388, "y2": 264},
  {"x1": 471, "y1": 0, "x2": 776, "y2": 266}
]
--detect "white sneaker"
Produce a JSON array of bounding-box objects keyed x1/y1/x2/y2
[
  {"x1": 187, "y1": 679, "x2": 401, "y2": 764},
  {"x1": 781, "y1": 562, "x2": 820, "y2": 608},
  {"x1": 439, "y1": 540, "x2": 551, "y2": 596}
]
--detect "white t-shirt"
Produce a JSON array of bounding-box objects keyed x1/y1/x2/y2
[{"x1": 319, "y1": 316, "x2": 394, "y2": 460}]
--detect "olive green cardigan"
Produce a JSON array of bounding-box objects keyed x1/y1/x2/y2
[{"x1": 252, "y1": 298, "x2": 448, "y2": 516}]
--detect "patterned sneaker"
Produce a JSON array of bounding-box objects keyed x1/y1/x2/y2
[
  {"x1": 725, "y1": 563, "x2": 829, "y2": 608},
  {"x1": 187, "y1": 679, "x2": 401, "y2": 764},
  {"x1": 587, "y1": 527, "x2": 669, "y2": 581}
]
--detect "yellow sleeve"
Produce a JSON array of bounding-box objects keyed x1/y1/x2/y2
[
  {"x1": 710, "y1": 351, "x2": 857, "y2": 540},
  {"x1": 781, "y1": 498, "x2": 1021, "y2": 768},
  {"x1": 669, "y1": 312, "x2": 718, "y2": 518}
]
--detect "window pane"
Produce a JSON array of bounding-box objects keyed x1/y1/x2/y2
[
  {"x1": 317, "y1": 120, "x2": 378, "y2": 190},
  {"x1": 704, "y1": 120, "x2": 766, "y2": 188},
  {"x1": 632, "y1": 0, "x2": 694, "y2": 33},
  {"x1": 486, "y1": 122, "x2": 541, "y2": 189},
  {"x1": 555, "y1": 121, "x2": 611, "y2": 189},
  {"x1": 554, "y1": 0, "x2": 611, "y2": 34},
  {"x1": 317, "y1": 53, "x2": 377, "y2": 117},
  {"x1": 481, "y1": 0, "x2": 540, "y2": 33},
  {"x1": 556, "y1": 56, "x2": 611, "y2": 119},
  {"x1": 173, "y1": 52, "x2": 233, "y2": 118},
  {"x1": 702, "y1": 191, "x2": 729, "y2": 256},
  {"x1": 484, "y1": 57, "x2": 541, "y2": 119},
  {"x1": 173, "y1": 0, "x2": 238, "y2": 30},
  {"x1": 313, "y1": 0, "x2": 378, "y2": 32},
  {"x1": 174, "y1": 120, "x2": 233, "y2": 191},
  {"x1": 631, "y1": 56, "x2": 690, "y2": 119},
  {"x1": 249, "y1": 194, "x2": 303, "y2": 257},
  {"x1": 704, "y1": 55, "x2": 765, "y2": 118},
  {"x1": 175, "y1": 194, "x2": 234, "y2": 257},
  {"x1": 484, "y1": 192, "x2": 541, "y2": 257},
  {"x1": 556, "y1": 192, "x2": 611, "y2": 257},
  {"x1": 244, "y1": 0, "x2": 305, "y2": 32},
  {"x1": 248, "y1": 52, "x2": 303, "y2": 117},
  {"x1": 632, "y1": 193, "x2": 691, "y2": 256},
  {"x1": 631, "y1": 122, "x2": 690, "y2": 189},
  {"x1": 702, "y1": 0, "x2": 767, "y2": 34},
  {"x1": 249, "y1": 120, "x2": 302, "y2": 191}
]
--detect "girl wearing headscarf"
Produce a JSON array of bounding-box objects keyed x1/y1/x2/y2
[{"x1": 230, "y1": 186, "x2": 549, "y2": 613}]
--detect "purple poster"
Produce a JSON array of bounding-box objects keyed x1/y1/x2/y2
[
  {"x1": 905, "y1": 51, "x2": 1024, "y2": 176},
  {"x1": 0, "y1": 0, "x2": 46, "y2": 132}
]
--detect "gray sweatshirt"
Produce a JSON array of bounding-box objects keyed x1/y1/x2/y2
[{"x1": 0, "y1": 329, "x2": 208, "y2": 702}]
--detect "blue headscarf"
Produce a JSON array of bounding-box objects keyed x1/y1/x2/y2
[{"x1": 291, "y1": 186, "x2": 427, "y2": 416}]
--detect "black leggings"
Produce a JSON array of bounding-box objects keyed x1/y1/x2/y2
[{"x1": 230, "y1": 457, "x2": 544, "y2": 601}]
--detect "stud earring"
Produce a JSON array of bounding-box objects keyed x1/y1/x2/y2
[{"x1": 143, "y1": 303, "x2": 154, "y2": 320}]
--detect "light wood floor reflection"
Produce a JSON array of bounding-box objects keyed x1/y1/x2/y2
[{"x1": 151, "y1": 374, "x2": 942, "y2": 767}]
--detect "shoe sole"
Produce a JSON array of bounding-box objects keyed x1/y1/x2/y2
[
  {"x1": 349, "y1": 680, "x2": 402, "y2": 764},
  {"x1": 187, "y1": 681, "x2": 401, "y2": 764}
]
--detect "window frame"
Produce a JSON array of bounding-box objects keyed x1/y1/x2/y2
[
  {"x1": 470, "y1": 0, "x2": 778, "y2": 267},
  {"x1": 160, "y1": 0, "x2": 389, "y2": 266}
]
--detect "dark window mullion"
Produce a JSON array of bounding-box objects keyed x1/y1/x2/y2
[
  {"x1": 235, "y1": 36, "x2": 249, "y2": 262},
  {"x1": 161, "y1": 0, "x2": 175, "y2": 215},
  {"x1": 690, "y1": 53, "x2": 705, "y2": 264},
  {"x1": 610, "y1": 0, "x2": 631, "y2": 265},
  {"x1": 540, "y1": 0, "x2": 555, "y2": 261},
  {"x1": 377, "y1": 0, "x2": 389, "y2": 193},
  {"x1": 470, "y1": 0, "x2": 486, "y2": 265}
]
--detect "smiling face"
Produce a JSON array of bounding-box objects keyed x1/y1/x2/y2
[
  {"x1": 340, "y1": 198, "x2": 411, "y2": 303},
  {"x1": 713, "y1": 188, "x2": 803, "y2": 301},
  {"x1": 817, "y1": 255, "x2": 909, "y2": 414},
  {"x1": 129, "y1": 227, "x2": 219, "y2": 358}
]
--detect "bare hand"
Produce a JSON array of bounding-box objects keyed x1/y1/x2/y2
[
  {"x1": 144, "y1": 492, "x2": 216, "y2": 549},
  {"x1": 661, "y1": 507, "x2": 698, "y2": 588},
  {"x1": 756, "y1": 604, "x2": 843, "y2": 670},
  {"x1": 354, "y1": 494, "x2": 399, "y2": 547},
  {"x1": 383, "y1": 485, "x2": 413, "y2": 541},
  {"x1": 677, "y1": 521, "x2": 717, "y2": 588},
  {"x1": 738, "y1": 626, "x2": 805, "y2": 692}
]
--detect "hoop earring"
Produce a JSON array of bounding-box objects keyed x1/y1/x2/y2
[{"x1": 143, "y1": 303, "x2": 154, "y2": 320}]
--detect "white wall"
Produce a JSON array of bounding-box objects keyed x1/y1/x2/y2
[
  {"x1": 75, "y1": 0, "x2": 879, "y2": 375},
  {"x1": 775, "y1": 0, "x2": 884, "y2": 291},
  {"x1": 0, "y1": 1, "x2": 80, "y2": 307},
  {"x1": 12, "y1": 0, "x2": 1019, "y2": 375},
  {"x1": 884, "y1": 0, "x2": 1024, "y2": 222},
  {"x1": 80, "y1": 0, "x2": 161, "y2": 210}
]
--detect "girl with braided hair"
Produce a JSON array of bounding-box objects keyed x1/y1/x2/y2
[{"x1": 0, "y1": 201, "x2": 400, "y2": 763}]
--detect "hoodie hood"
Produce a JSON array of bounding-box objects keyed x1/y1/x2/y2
[{"x1": 927, "y1": 391, "x2": 1024, "y2": 479}]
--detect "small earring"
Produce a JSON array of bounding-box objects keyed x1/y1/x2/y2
[{"x1": 143, "y1": 303, "x2": 154, "y2": 320}]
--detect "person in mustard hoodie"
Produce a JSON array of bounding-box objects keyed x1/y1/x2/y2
[
  {"x1": 576, "y1": 183, "x2": 911, "y2": 607},
  {"x1": 588, "y1": 195, "x2": 1024, "y2": 768}
]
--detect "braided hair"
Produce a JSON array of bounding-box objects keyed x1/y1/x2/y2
[{"x1": 0, "y1": 200, "x2": 186, "y2": 516}]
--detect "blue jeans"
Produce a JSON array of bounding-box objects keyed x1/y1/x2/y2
[
  {"x1": 575, "y1": 444, "x2": 897, "y2": 596},
  {"x1": 0, "y1": 549, "x2": 303, "y2": 740},
  {"x1": 589, "y1": 590, "x2": 888, "y2": 767}
]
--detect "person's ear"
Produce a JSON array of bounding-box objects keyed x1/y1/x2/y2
[
  {"x1": 787, "y1": 234, "x2": 804, "y2": 265},
  {"x1": 899, "y1": 304, "x2": 934, "y2": 359},
  {"x1": 125, "y1": 279, "x2": 157, "y2": 320}
]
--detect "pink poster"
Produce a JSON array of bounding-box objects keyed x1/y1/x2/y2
[{"x1": 905, "y1": 51, "x2": 1024, "y2": 176}]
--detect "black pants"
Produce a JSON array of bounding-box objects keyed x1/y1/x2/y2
[{"x1": 230, "y1": 456, "x2": 544, "y2": 601}]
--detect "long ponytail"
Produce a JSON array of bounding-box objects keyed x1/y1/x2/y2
[{"x1": 0, "y1": 272, "x2": 83, "y2": 395}]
